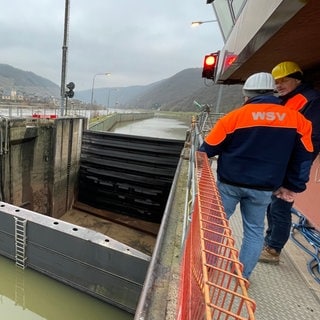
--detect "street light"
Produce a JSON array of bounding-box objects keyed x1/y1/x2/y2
[
  {"x1": 191, "y1": 19, "x2": 217, "y2": 27},
  {"x1": 90, "y1": 72, "x2": 111, "y2": 106}
]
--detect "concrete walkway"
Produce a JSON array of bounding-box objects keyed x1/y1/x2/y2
[{"x1": 230, "y1": 212, "x2": 320, "y2": 319}]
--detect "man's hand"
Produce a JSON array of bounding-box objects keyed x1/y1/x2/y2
[{"x1": 273, "y1": 187, "x2": 296, "y2": 202}]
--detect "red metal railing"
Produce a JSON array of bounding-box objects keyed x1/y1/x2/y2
[{"x1": 177, "y1": 151, "x2": 256, "y2": 320}]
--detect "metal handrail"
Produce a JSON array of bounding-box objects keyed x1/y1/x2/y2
[{"x1": 181, "y1": 111, "x2": 223, "y2": 244}]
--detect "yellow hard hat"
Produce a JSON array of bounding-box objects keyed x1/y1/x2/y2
[{"x1": 271, "y1": 61, "x2": 303, "y2": 80}]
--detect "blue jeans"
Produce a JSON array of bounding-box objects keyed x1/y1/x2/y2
[
  {"x1": 217, "y1": 181, "x2": 272, "y2": 279},
  {"x1": 264, "y1": 195, "x2": 293, "y2": 252}
]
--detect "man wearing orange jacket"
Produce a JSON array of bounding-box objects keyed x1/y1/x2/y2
[
  {"x1": 260, "y1": 61, "x2": 320, "y2": 264},
  {"x1": 199, "y1": 72, "x2": 313, "y2": 280}
]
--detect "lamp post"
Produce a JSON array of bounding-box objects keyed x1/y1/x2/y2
[
  {"x1": 90, "y1": 73, "x2": 111, "y2": 106},
  {"x1": 191, "y1": 19, "x2": 217, "y2": 27}
]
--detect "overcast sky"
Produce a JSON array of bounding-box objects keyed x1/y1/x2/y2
[{"x1": 0, "y1": 1, "x2": 224, "y2": 91}]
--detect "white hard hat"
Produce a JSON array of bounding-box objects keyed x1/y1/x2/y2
[{"x1": 243, "y1": 72, "x2": 275, "y2": 91}]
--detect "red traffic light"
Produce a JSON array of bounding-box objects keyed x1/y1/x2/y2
[
  {"x1": 202, "y1": 52, "x2": 219, "y2": 80},
  {"x1": 204, "y1": 55, "x2": 217, "y2": 66},
  {"x1": 225, "y1": 54, "x2": 237, "y2": 67}
]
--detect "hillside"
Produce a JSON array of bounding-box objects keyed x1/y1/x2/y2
[
  {"x1": 78, "y1": 68, "x2": 243, "y2": 113},
  {"x1": 0, "y1": 64, "x2": 59, "y2": 97},
  {"x1": 164, "y1": 82, "x2": 243, "y2": 113},
  {"x1": 127, "y1": 68, "x2": 207, "y2": 109},
  {"x1": 127, "y1": 68, "x2": 242, "y2": 112},
  {"x1": 128, "y1": 68, "x2": 243, "y2": 113},
  {"x1": 0, "y1": 64, "x2": 243, "y2": 113}
]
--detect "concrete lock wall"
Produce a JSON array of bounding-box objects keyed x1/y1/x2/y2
[
  {"x1": 0, "y1": 113, "x2": 155, "y2": 219},
  {"x1": 0, "y1": 116, "x2": 84, "y2": 218},
  {"x1": 89, "y1": 112, "x2": 154, "y2": 131},
  {"x1": 51, "y1": 118, "x2": 84, "y2": 218}
]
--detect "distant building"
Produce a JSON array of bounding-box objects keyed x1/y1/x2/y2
[{"x1": 0, "y1": 88, "x2": 24, "y2": 101}]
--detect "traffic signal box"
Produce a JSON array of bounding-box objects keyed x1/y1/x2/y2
[
  {"x1": 202, "y1": 52, "x2": 219, "y2": 80},
  {"x1": 65, "y1": 82, "x2": 75, "y2": 98}
]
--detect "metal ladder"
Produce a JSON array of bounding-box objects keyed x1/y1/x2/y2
[
  {"x1": 15, "y1": 266, "x2": 26, "y2": 308},
  {"x1": 14, "y1": 217, "x2": 27, "y2": 269}
]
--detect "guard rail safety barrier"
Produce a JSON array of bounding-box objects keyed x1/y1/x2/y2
[{"x1": 177, "y1": 151, "x2": 256, "y2": 320}]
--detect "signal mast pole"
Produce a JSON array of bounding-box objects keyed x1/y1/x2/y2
[{"x1": 60, "y1": 0, "x2": 70, "y2": 116}]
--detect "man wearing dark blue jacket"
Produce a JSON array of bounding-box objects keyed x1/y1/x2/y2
[
  {"x1": 199, "y1": 72, "x2": 313, "y2": 279},
  {"x1": 260, "y1": 61, "x2": 320, "y2": 264}
]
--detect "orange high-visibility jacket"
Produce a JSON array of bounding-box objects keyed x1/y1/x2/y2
[
  {"x1": 281, "y1": 83, "x2": 320, "y2": 159},
  {"x1": 199, "y1": 95, "x2": 313, "y2": 192}
]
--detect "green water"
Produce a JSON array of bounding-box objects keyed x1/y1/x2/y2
[
  {"x1": 0, "y1": 256, "x2": 133, "y2": 320},
  {"x1": 110, "y1": 117, "x2": 189, "y2": 140}
]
